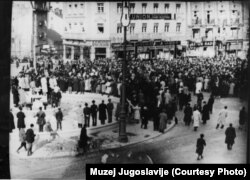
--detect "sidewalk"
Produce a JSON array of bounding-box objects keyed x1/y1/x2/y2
[{"x1": 10, "y1": 120, "x2": 175, "y2": 159}]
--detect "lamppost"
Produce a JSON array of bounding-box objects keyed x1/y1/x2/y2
[{"x1": 119, "y1": 0, "x2": 130, "y2": 143}]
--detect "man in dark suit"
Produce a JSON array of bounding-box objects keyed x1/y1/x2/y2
[
  {"x1": 55, "y1": 108, "x2": 63, "y2": 130},
  {"x1": 83, "y1": 103, "x2": 91, "y2": 127},
  {"x1": 202, "y1": 101, "x2": 210, "y2": 124},
  {"x1": 225, "y1": 123, "x2": 236, "y2": 150},
  {"x1": 26, "y1": 124, "x2": 36, "y2": 156},
  {"x1": 106, "y1": 99, "x2": 114, "y2": 123},
  {"x1": 90, "y1": 100, "x2": 98, "y2": 126},
  {"x1": 98, "y1": 100, "x2": 107, "y2": 125},
  {"x1": 17, "y1": 107, "x2": 26, "y2": 131},
  {"x1": 184, "y1": 103, "x2": 193, "y2": 126}
]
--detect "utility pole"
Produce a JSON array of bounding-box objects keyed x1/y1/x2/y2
[{"x1": 119, "y1": 0, "x2": 130, "y2": 143}]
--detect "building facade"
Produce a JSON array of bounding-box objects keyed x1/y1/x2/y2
[
  {"x1": 62, "y1": 2, "x2": 111, "y2": 61},
  {"x1": 62, "y1": 1, "x2": 249, "y2": 61},
  {"x1": 186, "y1": 1, "x2": 249, "y2": 58}
]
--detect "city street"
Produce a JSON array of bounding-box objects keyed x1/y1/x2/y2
[{"x1": 10, "y1": 93, "x2": 247, "y2": 179}]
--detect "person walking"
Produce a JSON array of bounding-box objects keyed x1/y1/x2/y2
[
  {"x1": 78, "y1": 124, "x2": 90, "y2": 155},
  {"x1": 83, "y1": 103, "x2": 91, "y2": 127},
  {"x1": 26, "y1": 124, "x2": 36, "y2": 156},
  {"x1": 193, "y1": 106, "x2": 201, "y2": 131},
  {"x1": 98, "y1": 100, "x2": 107, "y2": 125},
  {"x1": 216, "y1": 106, "x2": 228, "y2": 129},
  {"x1": 196, "y1": 134, "x2": 206, "y2": 160},
  {"x1": 16, "y1": 128, "x2": 27, "y2": 153},
  {"x1": 107, "y1": 99, "x2": 114, "y2": 123},
  {"x1": 90, "y1": 100, "x2": 98, "y2": 126},
  {"x1": 197, "y1": 90, "x2": 204, "y2": 112},
  {"x1": 184, "y1": 103, "x2": 193, "y2": 126},
  {"x1": 225, "y1": 123, "x2": 236, "y2": 150},
  {"x1": 141, "y1": 105, "x2": 149, "y2": 129},
  {"x1": 35, "y1": 107, "x2": 46, "y2": 132},
  {"x1": 55, "y1": 108, "x2": 63, "y2": 130},
  {"x1": 239, "y1": 107, "x2": 246, "y2": 130},
  {"x1": 159, "y1": 109, "x2": 168, "y2": 133},
  {"x1": 17, "y1": 107, "x2": 26, "y2": 131},
  {"x1": 202, "y1": 101, "x2": 210, "y2": 124},
  {"x1": 207, "y1": 94, "x2": 214, "y2": 114}
]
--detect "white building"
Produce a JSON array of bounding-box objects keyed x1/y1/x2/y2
[
  {"x1": 186, "y1": 1, "x2": 249, "y2": 58},
  {"x1": 11, "y1": 1, "x2": 33, "y2": 58},
  {"x1": 62, "y1": 2, "x2": 111, "y2": 61}
]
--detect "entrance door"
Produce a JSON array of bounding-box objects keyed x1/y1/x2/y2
[{"x1": 95, "y1": 48, "x2": 106, "y2": 59}]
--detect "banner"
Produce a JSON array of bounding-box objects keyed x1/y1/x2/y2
[{"x1": 130, "y1": 14, "x2": 172, "y2": 20}]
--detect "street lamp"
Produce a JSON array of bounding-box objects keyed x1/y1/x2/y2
[{"x1": 119, "y1": 1, "x2": 130, "y2": 143}]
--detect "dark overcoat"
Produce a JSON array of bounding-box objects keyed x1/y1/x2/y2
[
  {"x1": 202, "y1": 104, "x2": 210, "y2": 121},
  {"x1": 17, "y1": 111, "x2": 25, "y2": 129},
  {"x1": 225, "y1": 127, "x2": 236, "y2": 144},
  {"x1": 98, "y1": 103, "x2": 107, "y2": 121}
]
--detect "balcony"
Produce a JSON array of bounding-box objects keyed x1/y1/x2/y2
[
  {"x1": 63, "y1": 32, "x2": 86, "y2": 40},
  {"x1": 191, "y1": 19, "x2": 202, "y2": 26}
]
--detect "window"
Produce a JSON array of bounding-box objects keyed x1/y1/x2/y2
[
  {"x1": 165, "y1": 4, "x2": 169, "y2": 13},
  {"x1": 154, "y1": 3, "x2": 159, "y2": 13},
  {"x1": 97, "y1": 3, "x2": 104, "y2": 13},
  {"x1": 203, "y1": 47, "x2": 207, "y2": 51},
  {"x1": 153, "y1": 23, "x2": 159, "y2": 33},
  {"x1": 130, "y1": 23, "x2": 135, "y2": 34},
  {"x1": 207, "y1": 11, "x2": 210, "y2": 23},
  {"x1": 117, "y1": 23, "x2": 122, "y2": 33},
  {"x1": 80, "y1": 4, "x2": 84, "y2": 8},
  {"x1": 142, "y1": 23, "x2": 147, "y2": 33},
  {"x1": 176, "y1": 4, "x2": 181, "y2": 13},
  {"x1": 69, "y1": 23, "x2": 71, "y2": 29},
  {"x1": 75, "y1": 4, "x2": 77, "y2": 8},
  {"x1": 176, "y1": 23, "x2": 181, "y2": 32},
  {"x1": 97, "y1": 23, "x2": 104, "y2": 33},
  {"x1": 82, "y1": 27, "x2": 85, "y2": 32},
  {"x1": 65, "y1": 27, "x2": 67, "y2": 32},
  {"x1": 117, "y1": 3, "x2": 122, "y2": 13},
  {"x1": 218, "y1": 27, "x2": 220, "y2": 33},
  {"x1": 69, "y1": 4, "x2": 72, "y2": 8},
  {"x1": 164, "y1": 23, "x2": 169, "y2": 32},
  {"x1": 130, "y1": 3, "x2": 135, "y2": 13},
  {"x1": 142, "y1": 3, "x2": 147, "y2": 13}
]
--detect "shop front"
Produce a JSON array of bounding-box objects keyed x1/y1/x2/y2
[
  {"x1": 111, "y1": 40, "x2": 182, "y2": 59},
  {"x1": 90, "y1": 40, "x2": 111, "y2": 60}
]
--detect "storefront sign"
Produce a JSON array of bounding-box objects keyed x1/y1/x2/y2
[
  {"x1": 189, "y1": 41, "x2": 213, "y2": 47},
  {"x1": 130, "y1": 14, "x2": 171, "y2": 20},
  {"x1": 92, "y1": 40, "x2": 110, "y2": 47},
  {"x1": 203, "y1": 41, "x2": 213, "y2": 46}
]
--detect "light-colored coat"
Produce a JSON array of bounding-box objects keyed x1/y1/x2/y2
[
  {"x1": 41, "y1": 77, "x2": 48, "y2": 93},
  {"x1": 133, "y1": 106, "x2": 141, "y2": 120},
  {"x1": 217, "y1": 109, "x2": 228, "y2": 125},
  {"x1": 193, "y1": 110, "x2": 201, "y2": 127},
  {"x1": 195, "y1": 82, "x2": 203, "y2": 94}
]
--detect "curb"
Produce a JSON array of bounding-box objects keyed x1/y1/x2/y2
[{"x1": 13, "y1": 122, "x2": 176, "y2": 160}]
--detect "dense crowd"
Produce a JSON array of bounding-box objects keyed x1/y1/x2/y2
[{"x1": 11, "y1": 56, "x2": 248, "y2": 127}]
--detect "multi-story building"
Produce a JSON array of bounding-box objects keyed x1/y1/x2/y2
[
  {"x1": 186, "y1": 1, "x2": 249, "y2": 58},
  {"x1": 110, "y1": 1, "x2": 188, "y2": 59},
  {"x1": 62, "y1": 1, "x2": 188, "y2": 61},
  {"x1": 11, "y1": 1, "x2": 65, "y2": 59},
  {"x1": 62, "y1": 2, "x2": 111, "y2": 61},
  {"x1": 62, "y1": 1, "x2": 249, "y2": 61}
]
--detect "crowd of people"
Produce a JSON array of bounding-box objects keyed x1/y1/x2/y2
[{"x1": 10, "y1": 54, "x2": 248, "y2": 156}]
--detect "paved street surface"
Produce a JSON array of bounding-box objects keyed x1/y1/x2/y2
[{"x1": 10, "y1": 93, "x2": 248, "y2": 179}]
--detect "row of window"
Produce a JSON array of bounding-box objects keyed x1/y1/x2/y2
[
  {"x1": 117, "y1": 23, "x2": 181, "y2": 34},
  {"x1": 67, "y1": 3, "x2": 181, "y2": 14},
  {"x1": 117, "y1": 3, "x2": 181, "y2": 14},
  {"x1": 65, "y1": 22, "x2": 182, "y2": 34}
]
